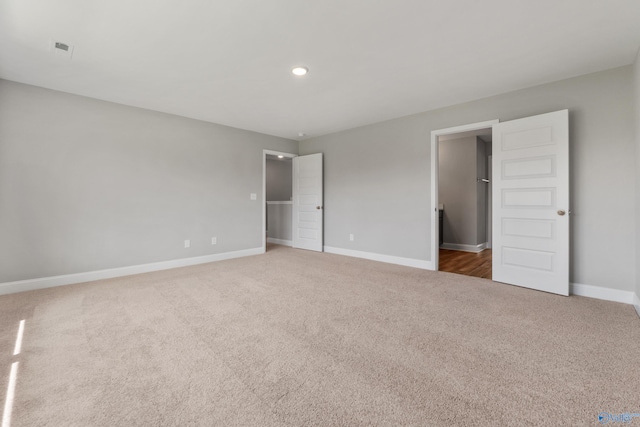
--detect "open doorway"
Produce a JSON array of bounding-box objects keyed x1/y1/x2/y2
[
  {"x1": 431, "y1": 111, "x2": 569, "y2": 295},
  {"x1": 438, "y1": 129, "x2": 492, "y2": 279},
  {"x1": 262, "y1": 150, "x2": 296, "y2": 252},
  {"x1": 430, "y1": 120, "x2": 498, "y2": 279}
]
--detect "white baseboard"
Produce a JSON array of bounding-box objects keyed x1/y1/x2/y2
[
  {"x1": 324, "y1": 246, "x2": 434, "y2": 270},
  {"x1": 570, "y1": 282, "x2": 636, "y2": 305},
  {"x1": 0, "y1": 247, "x2": 264, "y2": 296},
  {"x1": 267, "y1": 238, "x2": 292, "y2": 247},
  {"x1": 634, "y1": 293, "x2": 640, "y2": 318},
  {"x1": 440, "y1": 242, "x2": 487, "y2": 253}
]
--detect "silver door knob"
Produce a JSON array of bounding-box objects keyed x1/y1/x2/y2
[{"x1": 557, "y1": 210, "x2": 566, "y2": 216}]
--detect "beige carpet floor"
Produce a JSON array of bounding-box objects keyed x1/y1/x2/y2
[{"x1": 0, "y1": 244, "x2": 638, "y2": 426}]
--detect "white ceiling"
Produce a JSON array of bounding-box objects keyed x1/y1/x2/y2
[{"x1": 1, "y1": 1, "x2": 639, "y2": 141}]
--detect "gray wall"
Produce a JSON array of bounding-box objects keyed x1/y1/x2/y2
[
  {"x1": 0, "y1": 80, "x2": 297, "y2": 283},
  {"x1": 300, "y1": 66, "x2": 635, "y2": 292},
  {"x1": 266, "y1": 157, "x2": 292, "y2": 201},
  {"x1": 438, "y1": 136, "x2": 479, "y2": 246}
]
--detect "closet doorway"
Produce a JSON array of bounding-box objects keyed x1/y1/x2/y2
[
  {"x1": 262, "y1": 150, "x2": 296, "y2": 251},
  {"x1": 434, "y1": 124, "x2": 494, "y2": 279}
]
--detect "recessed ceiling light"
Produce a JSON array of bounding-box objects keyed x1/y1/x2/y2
[
  {"x1": 277, "y1": 155, "x2": 284, "y2": 159},
  {"x1": 298, "y1": 132, "x2": 306, "y2": 137},
  {"x1": 292, "y1": 67, "x2": 308, "y2": 76}
]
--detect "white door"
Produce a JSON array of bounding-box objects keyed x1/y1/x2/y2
[
  {"x1": 492, "y1": 110, "x2": 569, "y2": 295},
  {"x1": 487, "y1": 155, "x2": 492, "y2": 249},
  {"x1": 293, "y1": 153, "x2": 323, "y2": 252}
]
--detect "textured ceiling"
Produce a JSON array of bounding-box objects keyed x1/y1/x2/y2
[{"x1": 1, "y1": 0, "x2": 639, "y2": 140}]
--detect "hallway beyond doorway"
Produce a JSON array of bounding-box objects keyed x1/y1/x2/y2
[{"x1": 439, "y1": 249, "x2": 492, "y2": 279}]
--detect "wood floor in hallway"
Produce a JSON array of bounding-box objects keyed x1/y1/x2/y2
[{"x1": 439, "y1": 248, "x2": 492, "y2": 279}]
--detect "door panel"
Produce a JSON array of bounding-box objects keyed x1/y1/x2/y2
[
  {"x1": 293, "y1": 153, "x2": 323, "y2": 252},
  {"x1": 492, "y1": 110, "x2": 569, "y2": 295}
]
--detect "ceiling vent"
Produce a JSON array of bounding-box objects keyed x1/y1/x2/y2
[{"x1": 49, "y1": 39, "x2": 74, "y2": 59}]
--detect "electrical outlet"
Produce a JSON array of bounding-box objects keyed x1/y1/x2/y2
[
  {"x1": 184, "y1": 239, "x2": 190, "y2": 248},
  {"x1": 211, "y1": 237, "x2": 217, "y2": 245},
  {"x1": 349, "y1": 234, "x2": 354, "y2": 242},
  {"x1": 250, "y1": 193, "x2": 257, "y2": 200}
]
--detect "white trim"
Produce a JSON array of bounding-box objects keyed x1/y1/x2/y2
[
  {"x1": 266, "y1": 201, "x2": 293, "y2": 205},
  {"x1": 430, "y1": 119, "x2": 499, "y2": 272},
  {"x1": 263, "y1": 150, "x2": 297, "y2": 156},
  {"x1": 263, "y1": 149, "x2": 297, "y2": 252},
  {"x1": 440, "y1": 242, "x2": 487, "y2": 253},
  {"x1": 0, "y1": 247, "x2": 264, "y2": 296},
  {"x1": 633, "y1": 293, "x2": 640, "y2": 318},
  {"x1": 267, "y1": 238, "x2": 292, "y2": 246},
  {"x1": 570, "y1": 282, "x2": 635, "y2": 304},
  {"x1": 324, "y1": 246, "x2": 433, "y2": 270}
]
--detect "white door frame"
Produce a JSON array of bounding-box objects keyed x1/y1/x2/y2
[
  {"x1": 262, "y1": 149, "x2": 297, "y2": 252},
  {"x1": 430, "y1": 119, "x2": 499, "y2": 270}
]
